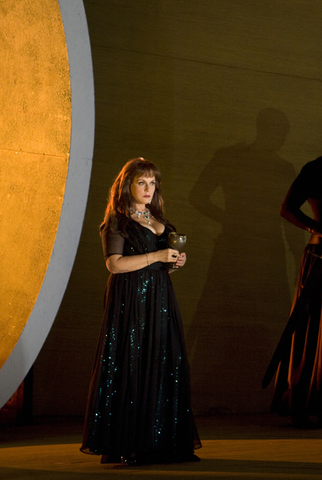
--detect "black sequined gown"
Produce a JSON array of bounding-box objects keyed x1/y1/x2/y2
[{"x1": 81, "y1": 218, "x2": 201, "y2": 462}]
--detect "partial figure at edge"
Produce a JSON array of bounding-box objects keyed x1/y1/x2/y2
[{"x1": 269, "y1": 156, "x2": 322, "y2": 427}]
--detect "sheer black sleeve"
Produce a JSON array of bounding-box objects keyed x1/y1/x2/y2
[{"x1": 101, "y1": 228, "x2": 125, "y2": 259}]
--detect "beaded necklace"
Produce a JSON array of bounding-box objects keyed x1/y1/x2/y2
[{"x1": 135, "y1": 209, "x2": 152, "y2": 226}]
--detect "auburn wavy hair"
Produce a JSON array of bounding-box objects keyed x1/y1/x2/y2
[{"x1": 100, "y1": 157, "x2": 172, "y2": 236}]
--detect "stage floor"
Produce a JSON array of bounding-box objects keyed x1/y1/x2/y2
[{"x1": 1, "y1": 414, "x2": 322, "y2": 479}]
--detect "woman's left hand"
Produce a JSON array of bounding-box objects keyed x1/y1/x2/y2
[{"x1": 175, "y1": 252, "x2": 186, "y2": 268}]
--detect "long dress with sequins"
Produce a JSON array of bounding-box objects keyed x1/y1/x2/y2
[{"x1": 80, "y1": 217, "x2": 201, "y2": 462}]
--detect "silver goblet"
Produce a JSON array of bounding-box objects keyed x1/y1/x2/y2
[{"x1": 168, "y1": 232, "x2": 187, "y2": 268}]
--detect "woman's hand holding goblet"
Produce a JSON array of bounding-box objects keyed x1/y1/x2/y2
[
  {"x1": 174, "y1": 252, "x2": 186, "y2": 268},
  {"x1": 168, "y1": 232, "x2": 187, "y2": 269}
]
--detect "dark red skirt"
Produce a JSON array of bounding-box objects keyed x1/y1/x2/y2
[{"x1": 271, "y1": 244, "x2": 322, "y2": 422}]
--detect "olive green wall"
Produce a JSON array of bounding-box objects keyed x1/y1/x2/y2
[{"x1": 33, "y1": 0, "x2": 322, "y2": 416}]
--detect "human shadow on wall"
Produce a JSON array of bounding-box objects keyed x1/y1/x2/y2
[{"x1": 187, "y1": 108, "x2": 305, "y2": 414}]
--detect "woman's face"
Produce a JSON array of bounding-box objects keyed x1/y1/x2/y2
[{"x1": 130, "y1": 175, "x2": 156, "y2": 209}]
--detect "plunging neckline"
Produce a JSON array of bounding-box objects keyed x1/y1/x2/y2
[
  {"x1": 133, "y1": 220, "x2": 165, "y2": 237},
  {"x1": 141, "y1": 224, "x2": 165, "y2": 237}
]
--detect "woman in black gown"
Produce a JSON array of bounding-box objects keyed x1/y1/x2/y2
[
  {"x1": 271, "y1": 156, "x2": 322, "y2": 426},
  {"x1": 81, "y1": 157, "x2": 201, "y2": 464}
]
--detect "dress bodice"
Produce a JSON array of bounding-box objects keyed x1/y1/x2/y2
[{"x1": 101, "y1": 218, "x2": 171, "y2": 259}]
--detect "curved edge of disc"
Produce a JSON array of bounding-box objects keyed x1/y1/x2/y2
[{"x1": 0, "y1": 0, "x2": 95, "y2": 408}]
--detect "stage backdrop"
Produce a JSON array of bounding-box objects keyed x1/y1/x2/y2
[{"x1": 33, "y1": 0, "x2": 322, "y2": 416}]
